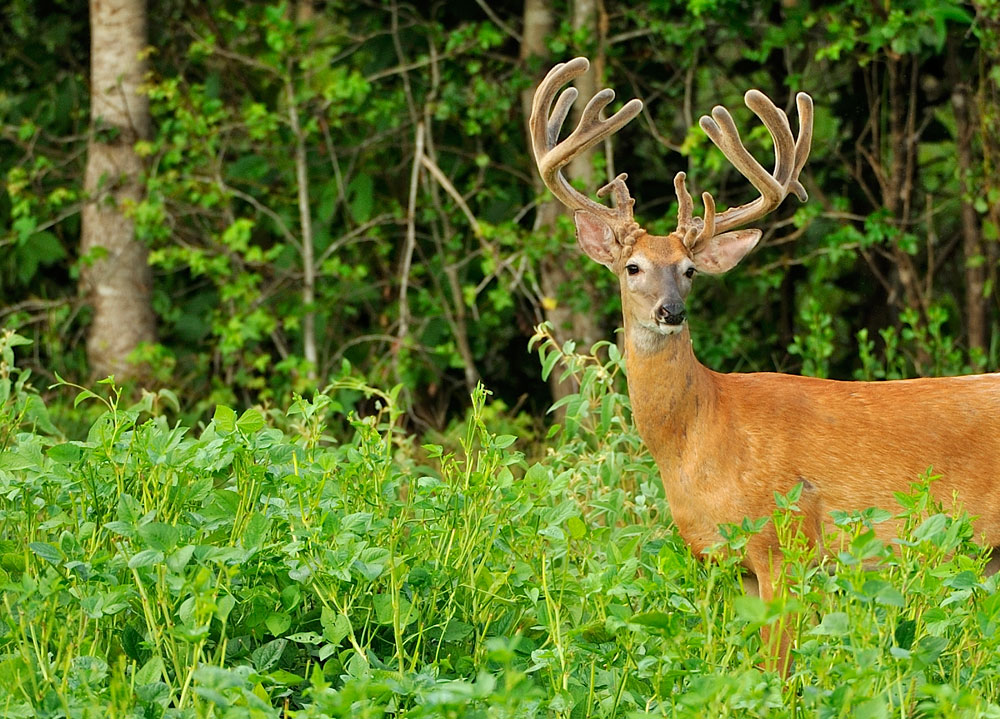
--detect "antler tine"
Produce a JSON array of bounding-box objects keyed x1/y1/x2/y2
[
  {"x1": 542, "y1": 89, "x2": 619, "y2": 171},
  {"x1": 530, "y1": 60, "x2": 582, "y2": 165},
  {"x1": 529, "y1": 57, "x2": 644, "y2": 233},
  {"x1": 790, "y1": 92, "x2": 814, "y2": 202},
  {"x1": 745, "y1": 90, "x2": 796, "y2": 187},
  {"x1": 546, "y1": 86, "x2": 577, "y2": 148},
  {"x1": 700, "y1": 191, "x2": 716, "y2": 241},
  {"x1": 693, "y1": 89, "x2": 813, "y2": 238},
  {"x1": 699, "y1": 106, "x2": 783, "y2": 205},
  {"x1": 674, "y1": 172, "x2": 694, "y2": 229},
  {"x1": 596, "y1": 173, "x2": 634, "y2": 209}
]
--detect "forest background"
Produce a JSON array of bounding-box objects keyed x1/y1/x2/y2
[{"x1": 4, "y1": 0, "x2": 1000, "y2": 426}]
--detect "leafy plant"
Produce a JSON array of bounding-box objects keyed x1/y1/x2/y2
[{"x1": 4, "y1": 332, "x2": 1000, "y2": 716}]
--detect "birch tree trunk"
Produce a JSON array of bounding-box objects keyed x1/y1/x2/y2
[{"x1": 82, "y1": 0, "x2": 155, "y2": 379}]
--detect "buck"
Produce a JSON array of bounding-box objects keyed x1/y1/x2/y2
[{"x1": 530, "y1": 57, "x2": 1000, "y2": 672}]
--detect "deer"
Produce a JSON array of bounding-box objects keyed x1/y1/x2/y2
[{"x1": 529, "y1": 57, "x2": 1000, "y2": 674}]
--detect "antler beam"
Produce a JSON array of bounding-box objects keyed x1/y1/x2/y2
[
  {"x1": 679, "y1": 90, "x2": 813, "y2": 250},
  {"x1": 529, "y1": 57, "x2": 644, "y2": 236}
]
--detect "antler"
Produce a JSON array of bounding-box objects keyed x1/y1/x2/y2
[
  {"x1": 529, "y1": 57, "x2": 644, "y2": 240},
  {"x1": 678, "y1": 90, "x2": 813, "y2": 250}
]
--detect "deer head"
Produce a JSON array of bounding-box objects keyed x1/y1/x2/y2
[{"x1": 530, "y1": 57, "x2": 813, "y2": 344}]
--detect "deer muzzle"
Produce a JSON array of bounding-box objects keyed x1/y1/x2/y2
[{"x1": 655, "y1": 302, "x2": 686, "y2": 326}]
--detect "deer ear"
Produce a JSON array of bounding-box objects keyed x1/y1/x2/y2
[
  {"x1": 574, "y1": 210, "x2": 617, "y2": 268},
  {"x1": 692, "y1": 229, "x2": 761, "y2": 275}
]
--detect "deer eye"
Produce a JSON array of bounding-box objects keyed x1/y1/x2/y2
[
  {"x1": 625, "y1": 263, "x2": 640, "y2": 276},
  {"x1": 684, "y1": 267, "x2": 696, "y2": 279}
]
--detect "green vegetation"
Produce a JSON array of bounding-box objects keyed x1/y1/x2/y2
[
  {"x1": 3, "y1": 1, "x2": 1000, "y2": 419},
  {"x1": 3, "y1": 329, "x2": 1000, "y2": 716}
]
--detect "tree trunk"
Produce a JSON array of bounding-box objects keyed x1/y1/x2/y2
[
  {"x1": 885, "y1": 55, "x2": 925, "y2": 316},
  {"x1": 522, "y1": 0, "x2": 607, "y2": 405},
  {"x1": 947, "y1": 40, "x2": 987, "y2": 355},
  {"x1": 974, "y1": 2, "x2": 1000, "y2": 358},
  {"x1": 563, "y1": 0, "x2": 607, "y2": 354},
  {"x1": 295, "y1": 0, "x2": 314, "y2": 22},
  {"x1": 82, "y1": 0, "x2": 155, "y2": 379},
  {"x1": 287, "y1": 79, "x2": 318, "y2": 378},
  {"x1": 567, "y1": 0, "x2": 600, "y2": 195}
]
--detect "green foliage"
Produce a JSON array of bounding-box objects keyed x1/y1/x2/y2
[
  {"x1": 130, "y1": 3, "x2": 543, "y2": 411},
  {"x1": 788, "y1": 298, "x2": 836, "y2": 378},
  {"x1": 3, "y1": 339, "x2": 1000, "y2": 715},
  {"x1": 0, "y1": 0, "x2": 996, "y2": 420}
]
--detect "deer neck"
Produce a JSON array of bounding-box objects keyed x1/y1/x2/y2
[{"x1": 623, "y1": 321, "x2": 715, "y2": 465}]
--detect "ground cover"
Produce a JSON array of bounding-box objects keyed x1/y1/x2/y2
[{"x1": 1, "y1": 329, "x2": 1000, "y2": 717}]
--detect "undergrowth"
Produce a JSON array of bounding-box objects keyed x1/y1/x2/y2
[{"x1": 1, "y1": 326, "x2": 1000, "y2": 717}]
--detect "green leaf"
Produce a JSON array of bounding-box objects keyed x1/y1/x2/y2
[
  {"x1": 47, "y1": 443, "x2": 83, "y2": 463},
  {"x1": 217, "y1": 594, "x2": 236, "y2": 623},
  {"x1": 74, "y1": 388, "x2": 99, "y2": 408},
  {"x1": 566, "y1": 515, "x2": 586, "y2": 540},
  {"x1": 121, "y1": 625, "x2": 145, "y2": 661},
  {"x1": 894, "y1": 618, "x2": 916, "y2": 650},
  {"x1": 29, "y1": 542, "x2": 62, "y2": 566},
  {"x1": 629, "y1": 611, "x2": 673, "y2": 630},
  {"x1": 137, "y1": 522, "x2": 180, "y2": 552},
  {"x1": 128, "y1": 550, "x2": 165, "y2": 569},
  {"x1": 811, "y1": 611, "x2": 850, "y2": 636},
  {"x1": 265, "y1": 612, "x2": 291, "y2": 636},
  {"x1": 874, "y1": 585, "x2": 905, "y2": 608},
  {"x1": 267, "y1": 669, "x2": 304, "y2": 686},
  {"x1": 287, "y1": 632, "x2": 324, "y2": 645},
  {"x1": 442, "y1": 620, "x2": 474, "y2": 642},
  {"x1": 252, "y1": 639, "x2": 287, "y2": 672},
  {"x1": 855, "y1": 697, "x2": 889, "y2": 719},
  {"x1": 227, "y1": 154, "x2": 270, "y2": 182},
  {"x1": 348, "y1": 173, "x2": 374, "y2": 223},
  {"x1": 243, "y1": 512, "x2": 270, "y2": 550},
  {"x1": 317, "y1": 179, "x2": 339, "y2": 225},
  {"x1": 17, "y1": 231, "x2": 65, "y2": 284},
  {"x1": 912, "y1": 513, "x2": 948, "y2": 543},
  {"x1": 541, "y1": 349, "x2": 560, "y2": 382},
  {"x1": 322, "y1": 609, "x2": 352, "y2": 645},
  {"x1": 493, "y1": 434, "x2": 516, "y2": 449},
  {"x1": 373, "y1": 593, "x2": 416, "y2": 627},
  {"x1": 733, "y1": 595, "x2": 767, "y2": 624},
  {"x1": 524, "y1": 462, "x2": 549, "y2": 485},
  {"x1": 912, "y1": 635, "x2": 948, "y2": 670},
  {"x1": 929, "y1": 3, "x2": 973, "y2": 25},
  {"x1": 236, "y1": 408, "x2": 266, "y2": 434},
  {"x1": 944, "y1": 570, "x2": 977, "y2": 590},
  {"x1": 280, "y1": 584, "x2": 301, "y2": 611},
  {"x1": 117, "y1": 493, "x2": 142, "y2": 524},
  {"x1": 135, "y1": 656, "x2": 164, "y2": 685},
  {"x1": 166, "y1": 545, "x2": 195, "y2": 573},
  {"x1": 213, "y1": 405, "x2": 237, "y2": 433}
]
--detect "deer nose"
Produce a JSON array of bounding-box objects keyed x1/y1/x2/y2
[{"x1": 655, "y1": 302, "x2": 686, "y2": 325}]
